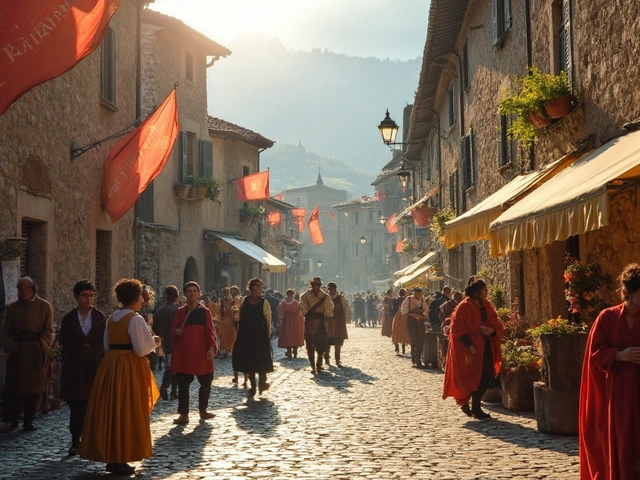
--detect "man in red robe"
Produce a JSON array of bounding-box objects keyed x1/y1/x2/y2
[
  {"x1": 171, "y1": 282, "x2": 218, "y2": 425},
  {"x1": 579, "y1": 263, "x2": 640, "y2": 479}
]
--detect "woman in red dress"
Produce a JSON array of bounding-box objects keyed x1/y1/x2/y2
[{"x1": 277, "y1": 289, "x2": 305, "y2": 358}]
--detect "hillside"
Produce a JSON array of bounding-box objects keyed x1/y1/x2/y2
[
  {"x1": 207, "y1": 33, "x2": 420, "y2": 179},
  {"x1": 262, "y1": 143, "x2": 375, "y2": 197}
]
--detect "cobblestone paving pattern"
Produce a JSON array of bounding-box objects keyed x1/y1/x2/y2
[{"x1": 0, "y1": 325, "x2": 579, "y2": 479}]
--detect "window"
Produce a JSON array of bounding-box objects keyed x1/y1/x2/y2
[
  {"x1": 185, "y1": 51, "x2": 194, "y2": 82},
  {"x1": 179, "y1": 131, "x2": 198, "y2": 181},
  {"x1": 95, "y1": 231, "x2": 112, "y2": 301},
  {"x1": 425, "y1": 139, "x2": 433, "y2": 181},
  {"x1": 368, "y1": 210, "x2": 373, "y2": 223},
  {"x1": 20, "y1": 219, "x2": 47, "y2": 296},
  {"x1": 200, "y1": 140, "x2": 214, "y2": 177},
  {"x1": 352, "y1": 242, "x2": 359, "y2": 257},
  {"x1": 353, "y1": 212, "x2": 359, "y2": 226},
  {"x1": 448, "y1": 171, "x2": 459, "y2": 215},
  {"x1": 460, "y1": 130, "x2": 475, "y2": 190},
  {"x1": 462, "y1": 41, "x2": 471, "y2": 91},
  {"x1": 101, "y1": 26, "x2": 117, "y2": 106},
  {"x1": 137, "y1": 182, "x2": 154, "y2": 222},
  {"x1": 470, "y1": 245, "x2": 477, "y2": 276},
  {"x1": 492, "y1": 0, "x2": 512, "y2": 47},
  {"x1": 499, "y1": 115, "x2": 515, "y2": 167},
  {"x1": 448, "y1": 84, "x2": 457, "y2": 127},
  {"x1": 243, "y1": 166, "x2": 250, "y2": 177},
  {"x1": 557, "y1": 0, "x2": 573, "y2": 85}
]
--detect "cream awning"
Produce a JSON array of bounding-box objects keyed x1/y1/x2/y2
[
  {"x1": 392, "y1": 186, "x2": 439, "y2": 225},
  {"x1": 205, "y1": 232, "x2": 287, "y2": 272},
  {"x1": 489, "y1": 130, "x2": 640, "y2": 257},
  {"x1": 393, "y1": 251, "x2": 438, "y2": 278},
  {"x1": 392, "y1": 251, "x2": 439, "y2": 287},
  {"x1": 444, "y1": 154, "x2": 576, "y2": 249}
]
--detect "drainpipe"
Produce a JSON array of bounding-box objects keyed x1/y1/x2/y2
[{"x1": 134, "y1": 0, "x2": 143, "y2": 279}]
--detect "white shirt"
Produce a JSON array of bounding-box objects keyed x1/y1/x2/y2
[
  {"x1": 103, "y1": 309, "x2": 157, "y2": 357},
  {"x1": 401, "y1": 295, "x2": 428, "y2": 317},
  {"x1": 77, "y1": 309, "x2": 93, "y2": 336}
]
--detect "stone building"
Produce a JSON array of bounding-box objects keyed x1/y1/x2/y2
[
  {"x1": 406, "y1": 0, "x2": 640, "y2": 321},
  {"x1": 282, "y1": 172, "x2": 348, "y2": 287},
  {"x1": 0, "y1": 0, "x2": 142, "y2": 319},
  {"x1": 137, "y1": 10, "x2": 284, "y2": 296}
]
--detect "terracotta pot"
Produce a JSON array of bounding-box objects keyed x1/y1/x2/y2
[
  {"x1": 174, "y1": 184, "x2": 190, "y2": 199},
  {"x1": 194, "y1": 185, "x2": 208, "y2": 200},
  {"x1": 544, "y1": 95, "x2": 575, "y2": 119},
  {"x1": 528, "y1": 111, "x2": 553, "y2": 128}
]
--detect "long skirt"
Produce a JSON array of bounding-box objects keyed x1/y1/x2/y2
[
  {"x1": 79, "y1": 350, "x2": 159, "y2": 463},
  {"x1": 278, "y1": 312, "x2": 304, "y2": 348},
  {"x1": 381, "y1": 313, "x2": 393, "y2": 337},
  {"x1": 391, "y1": 311, "x2": 410, "y2": 345},
  {"x1": 219, "y1": 316, "x2": 237, "y2": 352}
]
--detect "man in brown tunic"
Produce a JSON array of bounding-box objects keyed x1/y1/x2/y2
[
  {"x1": 300, "y1": 277, "x2": 334, "y2": 374},
  {"x1": 324, "y1": 282, "x2": 352, "y2": 368},
  {"x1": 3, "y1": 277, "x2": 54, "y2": 431}
]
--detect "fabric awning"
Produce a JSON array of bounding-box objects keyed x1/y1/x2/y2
[
  {"x1": 393, "y1": 251, "x2": 438, "y2": 277},
  {"x1": 205, "y1": 231, "x2": 287, "y2": 272},
  {"x1": 393, "y1": 265, "x2": 434, "y2": 289},
  {"x1": 392, "y1": 186, "x2": 439, "y2": 225},
  {"x1": 443, "y1": 154, "x2": 576, "y2": 249},
  {"x1": 489, "y1": 130, "x2": 640, "y2": 257}
]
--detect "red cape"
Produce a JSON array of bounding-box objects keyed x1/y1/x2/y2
[
  {"x1": 171, "y1": 305, "x2": 218, "y2": 376},
  {"x1": 579, "y1": 304, "x2": 640, "y2": 479},
  {"x1": 442, "y1": 297, "x2": 503, "y2": 403}
]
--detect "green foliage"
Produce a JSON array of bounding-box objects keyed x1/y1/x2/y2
[
  {"x1": 488, "y1": 284, "x2": 506, "y2": 309},
  {"x1": 240, "y1": 204, "x2": 265, "y2": 219},
  {"x1": 527, "y1": 316, "x2": 587, "y2": 337},
  {"x1": 564, "y1": 255, "x2": 611, "y2": 321},
  {"x1": 500, "y1": 300, "x2": 541, "y2": 373},
  {"x1": 498, "y1": 68, "x2": 573, "y2": 148},
  {"x1": 501, "y1": 341, "x2": 541, "y2": 373},
  {"x1": 185, "y1": 175, "x2": 221, "y2": 190},
  {"x1": 430, "y1": 208, "x2": 456, "y2": 239}
]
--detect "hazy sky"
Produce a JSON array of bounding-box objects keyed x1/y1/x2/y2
[{"x1": 150, "y1": 0, "x2": 431, "y2": 60}]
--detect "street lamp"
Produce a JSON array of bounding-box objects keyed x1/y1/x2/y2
[
  {"x1": 396, "y1": 159, "x2": 412, "y2": 191},
  {"x1": 379, "y1": 215, "x2": 387, "y2": 225},
  {"x1": 360, "y1": 235, "x2": 367, "y2": 245},
  {"x1": 317, "y1": 259, "x2": 322, "y2": 267},
  {"x1": 378, "y1": 109, "x2": 400, "y2": 145}
]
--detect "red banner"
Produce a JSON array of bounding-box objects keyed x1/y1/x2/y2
[
  {"x1": 395, "y1": 240, "x2": 404, "y2": 253},
  {"x1": 386, "y1": 214, "x2": 399, "y2": 233},
  {"x1": 308, "y1": 205, "x2": 324, "y2": 245},
  {"x1": 236, "y1": 171, "x2": 269, "y2": 201},
  {"x1": 102, "y1": 89, "x2": 179, "y2": 222},
  {"x1": 0, "y1": 0, "x2": 120, "y2": 116},
  {"x1": 411, "y1": 204, "x2": 430, "y2": 227},
  {"x1": 292, "y1": 208, "x2": 305, "y2": 232},
  {"x1": 267, "y1": 211, "x2": 281, "y2": 227}
]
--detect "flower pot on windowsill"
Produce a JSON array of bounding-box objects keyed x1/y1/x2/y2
[
  {"x1": 174, "y1": 183, "x2": 191, "y2": 199},
  {"x1": 528, "y1": 111, "x2": 553, "y2": 128},
  {"x1": 194, "y1": 185, "x2": 208, "y2": 200},
  {"x1": 544, "y1": 95, "x2": 575, "y2": 119}
]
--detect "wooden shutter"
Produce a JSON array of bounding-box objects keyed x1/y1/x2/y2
[
  {"x1": 562, "y1": 0, "x2": 573, "y2": 86},
  {"x1": 179, "y1": 130, "x2": 188, "y2": 182},
  {"x1": 460, "y1": 135, "x2": 473, "y2": 190},
  {"x1": 469, "y1": 129, "x2": 476, "y2": 187},
  {"x1": 504, "y1": 0, "x2": 512, "y2": 32},
  {"x1": 492, "y1": 0, "x2": 500, "y2": 45},
  {"x1": 137, "y1": 182, "x2": 154, "y2": 222},
  {"x1": 200, "y1": 140, "x2": 213, "y2": 177},
  {"x1": 425, "y1": 140, "x2": 432, "y2": 181}
]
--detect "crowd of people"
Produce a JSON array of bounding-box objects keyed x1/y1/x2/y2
[{"x1": 4, "y1": 262, "x2": 640, "y2": 478}]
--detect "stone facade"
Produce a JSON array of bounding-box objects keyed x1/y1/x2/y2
[
  {"x1": 0, "y1": 0, "x2": 140, "y2": 321},
  {"x1": 407, "y1": 0, "x2": 640, "y2": 321},
  {"x1": 283, "y1": 174, "x2": 348, "y2": 288}
]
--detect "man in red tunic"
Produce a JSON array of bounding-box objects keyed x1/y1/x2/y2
[
  {"x1": 171, "y1": 281, "x2": 218, "y2": 425},
  {"x1": 579, "y1": 264, "x2": 640, "y2": 479}
]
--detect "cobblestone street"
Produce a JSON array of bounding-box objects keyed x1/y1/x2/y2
[{"x1": 0, "y1": 325, "x2": 578, "y2": 479}]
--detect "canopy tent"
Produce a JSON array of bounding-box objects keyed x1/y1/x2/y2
[
  {"x1": 204, "y1": 231, "x2": 287, "y2": 272},
  {"x1": 392, "y1": 251, "x2": 439, "y2": 288},
  {"x1": 392, "y1": 186, "x2": 439, "y2": 225},
  {"x1": 443, "y1": 153, "x2": 576, "y2": 249},
  {"x1": 489, "y1": 130, "x2": 640, "y2": 257},
  {"x1": 393, "y1": 251, "x2": 439, "y2": 278},
  {"x1": 373, "y1": 278, "x2": 395, "y2": 294}
]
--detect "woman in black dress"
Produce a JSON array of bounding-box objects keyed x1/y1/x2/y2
[{"x1": 232, "y1": 278, "x2": 273, "y2": 397}]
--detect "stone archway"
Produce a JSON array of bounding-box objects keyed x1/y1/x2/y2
[{"x1": 183, "y1": 256, "x2": 199, "y2": 287}]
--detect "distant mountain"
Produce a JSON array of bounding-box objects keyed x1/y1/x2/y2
[
  {"x1": 261, "y1": 143, "x2": 375, "y2": 197},
  {"x1": 207, "y1": 33, "x2": 421, "y2": 190}
]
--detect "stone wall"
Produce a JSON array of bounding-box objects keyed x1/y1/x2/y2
[{"x1": 0, "y1": 1, "x2": 138, "y2": 322}]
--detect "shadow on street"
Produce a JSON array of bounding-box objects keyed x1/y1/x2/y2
[{"x1": 232, "y1": 399, "x2": 281, "y2": 437}]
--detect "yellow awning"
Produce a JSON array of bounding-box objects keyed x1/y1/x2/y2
[
  {"x1": 206, "y1": 232, "x2": 287, "y2": 272},
  {"x1": 393, "y1": 251, "x2": 438, "y2": 277},
  {"x1": 443, "y1": 153, "x2": 576, "y2": 249},
  {"x1": 392, "y1": 186, "x2": 439, "y2": 225},
  {"x1": 393, "y1": 265, "x2": 435, "y2": 289},
  {"x1": 489, "y1": 130, "x2": 640, "y2": 257}
]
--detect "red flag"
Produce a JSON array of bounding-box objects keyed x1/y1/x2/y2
[
  {"x1": 386, "y1": 214, "x2": 399, "y2": 233},
  {"x1": 395, "y1": 240, "x2": 404, "y2": 253},
  {"x1": 329, "y1": 211, "x2": 335, "y2": 221},
  {"x1": 411, "y1": 204, "x2": 430, "y2": 227},
  {"x1": 267, "y1": 211, "x2": 281, "y2": 227},
  {"x1": 292, "y1": 208, "x2": 306, "y2": 233},
  {"x1": 102, "y1": 89, "x2": 179, "y2": 222},
  {"x1": 308, "y1": 205, "x2": 324, "y2": 245},
  {"x1": 236, "y1": 171, "x2": 269, "y2": 201},
  {"x1": 0, "y1": 0, "x2": 120, "y2": 116},
  {"x1": 274, "y1": 192, "x2": 284, "y2": 201}
]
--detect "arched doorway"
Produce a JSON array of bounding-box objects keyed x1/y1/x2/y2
[{"x1": 183, "y1": 256, "x2": 199, "y2": 287}]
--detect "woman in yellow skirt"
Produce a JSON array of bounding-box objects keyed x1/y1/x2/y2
[{"x1": 79, "y1": 278, "x2": 160, "y2": 475}]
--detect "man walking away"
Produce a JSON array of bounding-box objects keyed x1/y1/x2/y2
[
  {"x1": 324, "y1": 282, "x2": 352, "y2": 368},
  {"x1": 401, "y1": 287, "x2": 429, "y2": 368},
  {"x1": 300, "y1": 277, "x2": 334, "y2": 374},
  {"x1": 153, "y1": 285, "x2": 180, "y2": 401}
]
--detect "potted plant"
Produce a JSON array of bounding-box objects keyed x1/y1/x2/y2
[
  {"x1": 207, "y1": 178, "x2": 222, "y2": 201},
  {"x1": 430, "y1": 207, "x2": 456, "y2": 242},
  {"x1": 240, "y1": 204, "x2": 265, "y2": 225},
  {"x1": 184, "y1": 175, "x2": 211, "y2": 200},
  {"x1": 564, "y1": 255, "x2": 611, "y2": 325},
  {"x1": 400, "y1": 238, "x2": 417, "y2": 253},
  {"x1": 498, "y1": 68, "x2": 575, "y2": 148},
  {"x1": 174, "y1": 182, "x2": 191, "y2": 199},
  {"x1": 528, "y1": 317, "x2": 588, "y2": 435}
]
